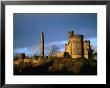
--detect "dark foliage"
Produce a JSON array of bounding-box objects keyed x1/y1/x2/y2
[{"x1": 14, "y1": 57, "x2": 97, "y2": 75}]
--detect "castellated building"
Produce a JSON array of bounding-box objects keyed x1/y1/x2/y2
[
  {"x1": 65, "y1": 31, "x2": 84, "y2": 58},
  {"x1": 53, "y1": 31, "x2": 91, "y2": 59},
  {"x1": 39, "y1": 31, "x2": 91, "y2": 59}
]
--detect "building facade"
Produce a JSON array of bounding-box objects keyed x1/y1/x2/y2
[
  {"x1": 40, "y1": 31, "x2": 92, "y2": 59},
  {"x1": 83, "y1": 40, "x2": 91, "y2": 59},
  {"x1": 65, "y1": 31, "x2": 91, "y2": 59}
]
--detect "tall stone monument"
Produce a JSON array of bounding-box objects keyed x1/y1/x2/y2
[{"x1": 40, "y1": 32, "x2": 44, "y2": 57}]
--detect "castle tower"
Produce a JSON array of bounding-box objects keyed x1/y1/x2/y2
[
  {"x1": 65, "y1": 31, "x2": 84, "y2": 58},
  {"x1": 71, "y1": 35, "x2": 84, "y2": 58},
  {"x1": 68, "y1": 31, "x2": 74, "y2": 40},
  {"x1": 40, "y1": 32, "x2": 44, "y2": 57},
  {"x1": 83, "y1": 40, "x2": 90, "y2": 59},
  {"x1": 65, "y1": 31, "x2": 74, "y2": 55}
]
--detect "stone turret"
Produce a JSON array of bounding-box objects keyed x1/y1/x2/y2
[
  {"x1": 71, "y1": 35, "x2": 84, "y2": 58},
  {"x1": 83, "y1": 40, "x2": 90, "y2": 59},
  {"x1": 68, "y1": 31, "x2": 74, "y2": 40},
  {"x1": 65, "y1": 31, "x2": 84, "y2": 58},
  {"x1": 40, "y1": 32, "x2": 44, "y2": 57}
]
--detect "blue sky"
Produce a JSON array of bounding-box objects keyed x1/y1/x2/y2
[{"x1": 13, "y1": 13, "x2": 97, "y2": 56}]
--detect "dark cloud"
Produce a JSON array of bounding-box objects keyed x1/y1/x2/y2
[{"x1": 14, "y1": 13, "x2": 97, "y2": 56}]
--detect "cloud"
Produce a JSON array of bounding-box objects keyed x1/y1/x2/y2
[
  {"x1": 49, "y1": 40, "x2": 67, "y2": 46},
  {"x1": 44, "y1": 40, "x2": 67, "y2": 55},
  {"x1": 84, "y1": 37, "x2": 97, "y2": 52},
  {"x1": 14, "y1": 45, "x2": 40, "y2": 56},
  {"x1": 14, "y1": 40, "x2": 67, "y2": 56},
  {"x1": 14, "y1": 37, "x2": 97, "y2": 56},
  {"x1": 84, "y1": 37, "x2": 97, "y2": 46},
  {"x1": 14, "y1": 13, "x2": 97, "y2": 54}
]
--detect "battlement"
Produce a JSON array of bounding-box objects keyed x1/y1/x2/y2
[
  {"x1": 68, "y1": 31, "x2": 83, "y2": 39},
  {"x1": 68, "y1": 31, "x2": 74, "y2": 35},
  {"x1": 68, "y1": 31, "x2": 74, "y2": 39},
  {"x1": 73, "y1": 34, "x2": 83, "y2": 38}
]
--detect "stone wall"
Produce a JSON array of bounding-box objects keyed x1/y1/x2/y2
[
  {"x1": 52, "y1": 51, "x2": 71, "y2": 58},
  {"x1": 52, "y1": 52, "x2": 66, "y2": 58},
  {"x1": 65, "y1": 31, "x2": 84, "y2": 58},
  {"x1": 72, "y1": 35, "x2": 84, "y2": 58},
  {"x1": 83, "y1": 40, "x2": 90, "y2": 59}
]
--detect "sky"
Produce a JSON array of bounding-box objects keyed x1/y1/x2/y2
[{"x1": 13, "y1": 13, "x2": 97, "y2": 56}]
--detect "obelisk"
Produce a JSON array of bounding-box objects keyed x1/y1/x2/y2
[{"x1": 40, "y1": 32, "x2": 44, "y2": 57}]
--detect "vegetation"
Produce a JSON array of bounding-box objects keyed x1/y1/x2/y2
[
  {"x1": 18, "y1": 53, "x2": 25, "y2": 59},
  {"x1": 48, "y1": 45, "x2": 59, "y2": 56},
  {"x1": 14, "y1": 55, "x2": 97, "y2": 75},
  {"x1": 48, "y1": 57, "x2": 97, "y2": 74}
]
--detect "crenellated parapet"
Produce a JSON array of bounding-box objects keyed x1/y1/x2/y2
[{"x1": 68, "y1": 31, "x2": 74, "y2": 40}]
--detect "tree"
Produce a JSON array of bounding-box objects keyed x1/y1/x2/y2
[
  {"x1": 88, "y1": 48, "x2": 94, "y2": 59},
  {"x1": 18, "y1": 53, "x2": 25, "y2": 59},
  {"x1": 18, "y1": 53, "x2": 25, "y2": 72},
  {"x1": 48, "y1": 45, "x2": 59, "y2": 56},
  {"x1": 33, "y1": 54, "x2": 39, "y2": 59}
]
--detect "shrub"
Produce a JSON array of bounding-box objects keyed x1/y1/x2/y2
[
  {"x1": 75, "y1": 58, "x2": 85, "y2": 67},
  {"x1": 18, "y1": 53, "x2": 25, "y2": 59},
  {"x1": 88, "y1": 59, "x2": 97, "y2": 67},
  {"x1": 64, "y1": 59, "x2": 82, "y2": 74},
  {"x1": 48, "y1": 63, "x2": 65, "y2": 72},
  {"x1": 49, "y1": 57, "x2": 97, "y2": 74},
  {"x1": 67, "y1": 61, "x2": 81, "y2": 74}
]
